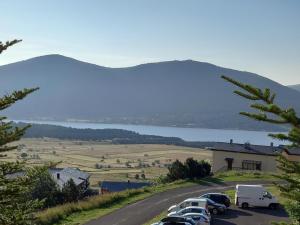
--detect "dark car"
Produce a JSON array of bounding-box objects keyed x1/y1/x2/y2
[
  {"x1": 200, "y1": 193, "x2": 231, "y2": 207},
  {"x1": 152, "y1": 216, "x2": 196, "y2": 225},
  {"x1": 203, "y1": 198, "x2": 226, "y2": 215}
]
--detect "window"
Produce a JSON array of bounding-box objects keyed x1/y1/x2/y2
[{"x1": 242, "y1": 160, "x2": 262, "y2": 170}]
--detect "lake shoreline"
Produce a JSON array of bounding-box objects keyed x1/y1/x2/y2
[{"x1": 13, "y1": 119, "x2": 288, "y2": 146}]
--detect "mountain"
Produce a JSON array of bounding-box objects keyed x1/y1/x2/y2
[
  {"x1": 288, "y1": 84, "x2": 300, "y2": 92},
  {"x1": 1, "y1": 54, "x2": 299, "y2": 130}
]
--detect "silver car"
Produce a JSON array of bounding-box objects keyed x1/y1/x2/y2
[
  {"x1": 183, "y1": 213, "x2": 210, "y2": 225},
  {"x1": 168, "y1": 206, "x2": 211, "y2": 222}
]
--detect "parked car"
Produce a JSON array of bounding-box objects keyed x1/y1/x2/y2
[
  {"x1": 202, "y1": 198, "x2": 226, "y2": 215},
  {"x1": 151, "y1": 216, "x2": 196, "y2": 225},
  {"x1": 168, "y1": 198, "x2": 208, "y2": 213},
  {"x1": 168, "y1": 206, "x2": 211, "y2": 221},
  {"x1": 184, "y1": 213, "x2": 211, "y2": 225},
  {"x1": 235, "y1": 184, "x2": 279, "y2": 209},
  {"x1": 200, "y1": 193, "x2": 231, "y2": 207}
]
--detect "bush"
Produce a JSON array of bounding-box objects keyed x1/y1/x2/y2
[
  {"x1": 167, "y1": 158, "x2": 211, "y2": 181},
  {"x1": 21, "y1": 152, "x2": 28, "y2": 158}
]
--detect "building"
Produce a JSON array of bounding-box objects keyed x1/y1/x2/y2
[
  {"x1": 202, "y1": 141, "x2": 300, "y2": 173},
  {"x1": 50, "y1": 167, "x2": 90, "y2": 190},
  {"x1": 7, "y1": 167, "x2": 90, "y2": 191},
  {"x1": 100, "y1": 180, "x2": 151, "y2": 194},
  {"x1": 282, "y1": 148, "x2": 300, "y2": 162}
]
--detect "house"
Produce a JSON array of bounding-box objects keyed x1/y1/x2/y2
[
  {"x1": 282, "y1": 147, "x2": 300, "y2": 162},
  {"x1": 201, "y1": 140, "x2": 300, "y2": 173},
  {"x1": 100, "y1": 180, "x2": 151, "y2": 194},
  {"x1": 7, "y1": 167, "x2": 90, "y2": 191},
  {"x1": 208, "y1": 141, "x2": 282, "y2": 173},
  {"x1": 50, "y1": 167, "x2": 90, "y2": 191}
]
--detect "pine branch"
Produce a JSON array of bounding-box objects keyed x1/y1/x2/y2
[
  {"x1": 0, "y1": 39, "x2": 22, "y2": 54},
  {"x1": 0, "y1": 88, "x2": 39, "y2": 111}
]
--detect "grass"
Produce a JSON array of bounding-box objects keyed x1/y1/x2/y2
[
  {"x1": 4, "y1": 138, "x2": 213, "y2": 186},
  {"x1": 214, "y1": 170, "x2": 276, "y2": 182}
]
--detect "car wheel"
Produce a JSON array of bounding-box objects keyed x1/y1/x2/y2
[
  {"x1": 241, "y1": 202, "x2": 249, "y2": 209},
  {"x1": 212, "y1": 208, "x2": 218, "y2": 215},
  {"x1": 269, "y1": 203, "x2": 277, "y2": 210}
]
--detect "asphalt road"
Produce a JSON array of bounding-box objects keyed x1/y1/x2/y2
[
  {"x1": 213, "y1": 206, "x2": 288, "y2": 225},
  {"x1": 85, "y1": 181, "x2": 288, "y2": 225}
]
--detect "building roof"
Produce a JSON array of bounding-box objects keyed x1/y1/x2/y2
[
  {"x1": 283, "y1": 147, "x2": 300, "y2": 156},
  {"x1": 6, "y1": 167, "x2": 90, "y2": 189},
  {"x1": 204, "y1": 142, "x2": 282, "y2": 156},
  {"x1": 100, "y1": 181, "x2": 151, "y2": 192},
  {"x1": 50, "y1": 168, "x2": 90, "y2": 189}
]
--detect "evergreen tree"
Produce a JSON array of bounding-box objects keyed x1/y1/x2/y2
[
  {"x1": 62, "y1": 179, "x2": 82, "y2": 202},
  {"x1": 167, "y1": 159, "x2": 186, "y2": 181},
  {"x1": 0, "y1": 39, "x2": 40, "y2": 225},
  {"x1": 185, "y1": 158, "x2": 201, "y2": 178},
  {"x1": 28, "y1": 167, "x2": 60, "y2": 208},
  {"x1": 222, "y1": 75, "x2": 300, "y2": 225}
]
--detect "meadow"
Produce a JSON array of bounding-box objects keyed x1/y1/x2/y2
[{"x1": 1, "y1": 138, "x2": 212, "y2": 186}]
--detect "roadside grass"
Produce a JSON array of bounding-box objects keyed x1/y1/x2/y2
[{"x1": 37, "y1": 171, "x2": 278, "y2": 225}]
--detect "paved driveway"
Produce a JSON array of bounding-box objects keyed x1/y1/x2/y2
[
  {"x1": 85, "y1": 180, "x2": 288, "y2": 225},
  {"x1": 213, "y1": 206, "x2": 289, "y2": 225}
]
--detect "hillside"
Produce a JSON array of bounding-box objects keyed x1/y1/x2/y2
[
  {"x1": 18, "y1": 122, "x2": 184, "y2": 144},
  {"x1": 288, "y1": 84, "x2": 300, "y2": 92},
  {"x1": 1, "y1": 55, "x2": 299, "y2": 130}
]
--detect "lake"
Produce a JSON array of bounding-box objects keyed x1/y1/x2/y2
[{"x1": 14, "y1": 120, "x2": 288, "y2": 146}]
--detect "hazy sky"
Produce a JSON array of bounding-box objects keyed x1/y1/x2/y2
[{"x1": 1, "y1": 0, "x2": 299, "y2": 85}]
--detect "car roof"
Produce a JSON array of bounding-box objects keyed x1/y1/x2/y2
[
  {"x1": 183, "y1": 213, "x2": 206, "y2": 217},
  {"x1": 180, "y1": 206, "x2": 206, "y2": 210},
  {"x1": 202, "y1": 192, "x2": 227, "y2": 196},
  {"x1": 161, "y1": 216, "x2": 193, "y2": 222},
  {"x1": 184, "y1": 198, "x2": 207, "y2": 202}
]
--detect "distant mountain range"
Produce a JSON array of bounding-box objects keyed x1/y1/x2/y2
[
  {"x1": 1, "y1": 54, "x2": 299, "y2": 131},
  {"x1": 288, "y1": 84, "x2": 300, "y2": 92}
]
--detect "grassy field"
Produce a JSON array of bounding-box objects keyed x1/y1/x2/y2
[{"x1": 1, "y1": 138, "x2": 212, "y2": 186}]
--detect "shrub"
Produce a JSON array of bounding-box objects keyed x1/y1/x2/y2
[
  {"x1": 167, "y1": 158, "x2": 211, "y2": 181},
  {"x1": 21, "y1": 152, "x2": 28, "y2": 158}
]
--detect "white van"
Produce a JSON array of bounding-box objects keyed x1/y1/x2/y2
[
  {"x1": 168, "y1": 198, "x2": 208, "y2": 213},
  {"x1": 235, "y1": 185, "x2": 279, "y2": 209}
]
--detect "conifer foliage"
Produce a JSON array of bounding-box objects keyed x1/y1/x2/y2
[
  {"x1": 222, "y1": 75, "x2": 300, "y2": 225},
  {"x1": 0, "y1": 39, "x2": 40, "y2": 225}
]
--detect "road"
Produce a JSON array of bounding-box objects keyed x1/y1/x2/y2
[
  {"x1": 214, "y1": 206, "x2": 288, "y2": 225},
  {"x1": 85, "y1": 181, "x2": 289, "y2": 225}
]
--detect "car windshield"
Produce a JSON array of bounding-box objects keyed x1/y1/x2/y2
[
  {"x1": 190, "y1": 208, "x2": 204, "y2": 213},
  {"x1": 206, "y1": 198, "x2": 216, "y2": 204},
  {"x1": 263, "y1": 191, "x2": 273, "y2": 199},
  {"x1": 190, "y1": 216, "x2": 201, "y2": 220}
]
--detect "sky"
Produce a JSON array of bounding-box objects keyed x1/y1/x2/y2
[{"x1": 0, "y1": 0, "x2": 299, "y2": 85}]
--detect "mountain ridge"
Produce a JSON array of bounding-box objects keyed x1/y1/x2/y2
[
  {"x1": 1, "y1": 54, "x2": 299, "y2": 131},
  {"x1": 288, "y1": 84, "x2": 300, "y2": 92}
]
